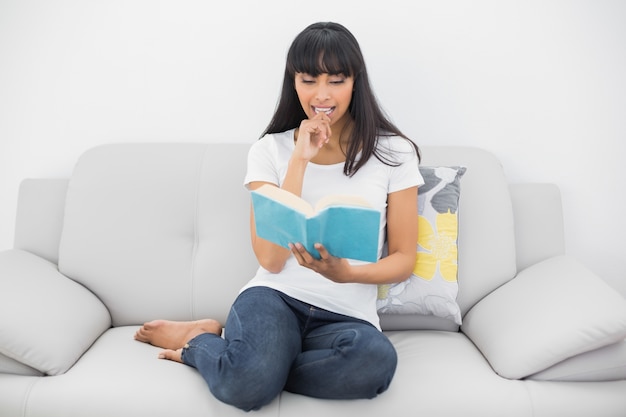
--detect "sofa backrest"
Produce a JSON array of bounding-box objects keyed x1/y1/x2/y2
[
  {"x1": 46, "y1": 143, "x2": 517, "y2": 329},
  {"x1": 14, "y1": 178, "x2": 69, "y2": 265},
  {"x1": 58, "y1": 143, "x2": 258, "y2": 326}
]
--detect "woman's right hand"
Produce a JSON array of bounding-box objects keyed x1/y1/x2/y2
[
  {"x1": 294, "y1": 111, "x2": 332, "y2": 161},
  {"x1": 250, "y1": 112, "x2": 332, "y2": 272}
]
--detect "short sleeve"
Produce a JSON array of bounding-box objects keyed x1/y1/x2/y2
[
  {"x1": 243, "y1": 136, "x2": 279, "y2": 189},
  {"x1": 387, "y1": 137, "x2": 423, "y2": 193}
]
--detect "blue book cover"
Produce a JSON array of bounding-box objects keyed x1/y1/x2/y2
[{"x1": 251, "y1": 185, "x2": 381, "y2": 263}]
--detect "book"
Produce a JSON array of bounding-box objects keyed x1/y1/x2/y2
[{"x1": 251, "y1": 184, "x2": 381, "y2": 263}]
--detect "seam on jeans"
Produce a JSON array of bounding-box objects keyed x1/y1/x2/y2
[{"x1": 302, "y1": 306, "x2": 316, "y2": 333}]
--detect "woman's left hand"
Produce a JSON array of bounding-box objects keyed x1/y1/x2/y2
[{"x1": 289, "y1": 243, "x2": 353, "y2": 283}]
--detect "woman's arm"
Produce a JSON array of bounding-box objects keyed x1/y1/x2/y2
[
  {"x1": 250, "y1": 113, "x2": 332, "y2": 273},
  {"x1": 290, "y1": 185, "x2": 418, "y2": 284},
  {"x1": 248, "y1": 159, "x2": 308, "y2": 273}
]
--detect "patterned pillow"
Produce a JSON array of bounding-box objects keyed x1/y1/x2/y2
[{"x1": 377, "y1": 166, "x2": 466, "y2": 324}]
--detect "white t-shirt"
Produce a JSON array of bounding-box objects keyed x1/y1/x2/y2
[{"x1": 242, "y1": 129, "x2": 423, "y2": 329}]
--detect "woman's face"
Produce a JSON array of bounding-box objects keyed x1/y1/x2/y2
[{"x1": 294, "y1": 72, "x2": 354, "y2": 126}]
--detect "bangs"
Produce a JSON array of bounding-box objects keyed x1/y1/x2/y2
[{"x1": 286, "y1": 24, "x2": 363, "y2": 77}]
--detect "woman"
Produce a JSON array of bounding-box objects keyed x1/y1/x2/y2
[{"x1": 135, "y1": 21, "x2": 422, "y2": 411}]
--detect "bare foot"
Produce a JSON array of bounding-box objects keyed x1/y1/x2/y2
[
  {"x1": 134, "y1": 319, "x2": 222, "y2": 350},
  {"x1": 158, "y1": 348, "x2": 183, "y2": 363}
]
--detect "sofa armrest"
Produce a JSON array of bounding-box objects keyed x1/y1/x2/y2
[
  {"x1": 0, "y1": 249, "x2": 111, "y2": 375},
  {"x1": 461, "y1": 255, "x2": 626, "y2": 380}
]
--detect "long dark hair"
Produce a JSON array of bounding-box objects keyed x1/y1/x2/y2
[{"x1": 261, "y1": 22, "x2": 420, "y2": 176}]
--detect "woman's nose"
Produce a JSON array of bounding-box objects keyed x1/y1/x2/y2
[{"x1": 315, "y1": 83, "x2": 330, "y2": 100}]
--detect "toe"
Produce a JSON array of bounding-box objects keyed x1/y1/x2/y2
[
  {"x1": 158, "y1": 349, "x2": 183, "y2": 363},
  {"x1": 134, "y1": 327, "x2": 148, "y2": 342}
]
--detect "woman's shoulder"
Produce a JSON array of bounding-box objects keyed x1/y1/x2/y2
[
  {"x1": 249, "y1": 129, "x2": 296, "y2": 160},
  {"x1": 377, "y1": 134, "x2": 416, "y2": 149},
  {"x1": 376, "y1": 134, "x2": 419, "y2": 160},
  {"x1": 252, "y1": 129, "x2": 295, "y2": 150}
]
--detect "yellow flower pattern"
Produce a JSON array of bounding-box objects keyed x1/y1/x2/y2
[
  {"x1": 413, "y1": 210, "x2": 458, "y2": 282},
  {"x1": 376, "y1": 165, "x2": 465, "y2": 325}
]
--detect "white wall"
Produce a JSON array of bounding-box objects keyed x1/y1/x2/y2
[{"x1": 1, "y1": 0, "x2": 624, "y2": 292}]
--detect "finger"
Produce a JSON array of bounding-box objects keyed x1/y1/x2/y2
[
  {"x1": 317, "y1": 116, "x2": 332, "y2": 138},
  {"x1": 308, "y1": 122, "x2": 329, "y2": 136},
  {"x1": 289, "y1": 243, "x2": 305, "y2": 265},
  {"x1": 312, "y1": 111, "x2": 328, "y2": 121},
  {"x1": 310, "y1": 113, "x2": 332, "y2": 139},
  {"x1": 314, "y1": 243, "x2": 330, "y2": 260},
  {"x1": 306, "y1": 124, "x2": 321, "y2": 133},
  {"x1": 322, "y1": 125, "x2": 332, "y2": 144},
  {"x1": 294, "y1": 243, "x2": 317, "y2": 264},
  {"x1": 302, "y1": 126, "x2": 328, "y2": 148}
]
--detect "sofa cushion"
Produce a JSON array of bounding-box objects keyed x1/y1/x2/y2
[
  {"x1": 58, "y1": 144, "x2": 258, "y2": 327},
  {"x1": 377, "y1": 166, "x2": 465, "y2": 325},
  {"x1": 279, "y1": 331, "x2": 532, "y2": 416},
  {"x1": 24, "y1": 326, "x2": 280, "y2": 417},
  {"x1": 527, "y1": 338, "x2": 626, "y2": 382},
  {"x1": 0, "y1": 353, "x2": 43, "y2": 376},
  {"x1": 461, "y1": 255, "x2": 626, "y2": 379},
  {"x1": 0, "y1": 250, "x2": 111, "y2": 375}
]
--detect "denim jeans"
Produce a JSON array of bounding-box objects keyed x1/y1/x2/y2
[{"x1": 181, "y1": 286, "x2": 397, "y2": 411}]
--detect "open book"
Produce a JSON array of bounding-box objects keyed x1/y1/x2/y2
[{"x1": 251, "y1": 184, "x2": 381, "y2": 262}]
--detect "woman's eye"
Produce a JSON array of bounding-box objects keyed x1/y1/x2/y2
[{"x1": 329, "y1": 75, "x2": 347, "y2": 84}]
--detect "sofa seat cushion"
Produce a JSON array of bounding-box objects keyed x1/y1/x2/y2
[
  {"x1": 10, "y1": 327, "x2": 626, "y2": 417},
  {"x1": 280, "y1": 331, "x2": 532, "y2": 417},
  {"x1": 0, "y1": 250, "x2": 111, "y2": 376},
  {"x1": 26, "y1": 328, "x2": 531, "y2": 417},
  {"x1": 279, "y1": 331, "x2": 626, "y2": 417},
  {"x1": 24, "y1": 326, "x2": 279, "y2": 417},
  {"x1": 0, "y1": 374, "x2": 40, "y2": 417},
  {"x1": 522, "y1": 379, "x2": 626, "y2": 416},
  {"x1": 462, "y1": 255, "x2": 626, "y2": 380}
]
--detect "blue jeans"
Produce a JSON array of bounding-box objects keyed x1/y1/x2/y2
[{"x1": 181, "y1": 286, "x2": 397, "y2": 411}]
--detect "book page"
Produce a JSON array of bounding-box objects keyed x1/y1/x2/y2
[
  {"x1": 255, "y1": 184, "x2": 314, "y2": 216},
  {"x1": 315, "y1": 194, "x2": 372, "y2": 212}
]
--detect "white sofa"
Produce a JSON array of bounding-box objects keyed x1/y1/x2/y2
[{"x1": 1, "y1": 143, "x2": 626, "y2": 417}]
